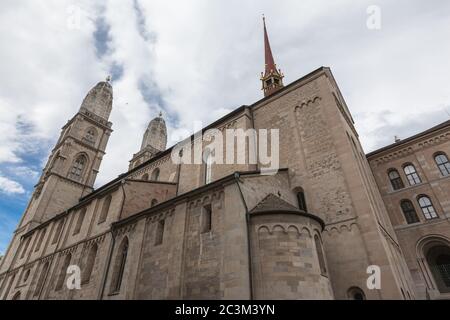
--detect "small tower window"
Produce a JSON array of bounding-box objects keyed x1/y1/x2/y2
[
  {"x1": 69, "y1": 155, "x2": 87, "y2": 181},
  {"x1": 400, "y1": 200, "x2": 420, "y2": 224},
  {"x1": 403, "y1": 164, "x2": 421, "y2": 185},
  {"x1": 418, "y1": 195, "x2": 438, "y2": 220},
  {"x1": 85, "y1": 128, "x2": 97, "y2": 144},
  {"x1": 34, "y1": 262, "x2": 49, "y2": 297},
  {"x1": 34, "y1": 228, "x2": 47, "y2": 252},
  {"x1": 52, "y1": 219, "x2": 64, "y2": 244},
  {"x1": 388, "y1": 169, "x2": 404, "y2": 190},
  {"x1": 435, "y1": 153, "x2": 450, "y2": 176},
  {"x1": 142, "y1": 173, "x2": 149, "y2": 181}
]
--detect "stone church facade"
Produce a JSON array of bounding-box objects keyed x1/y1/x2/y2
[{"x1": 1, "y1": 20, "x2": 449, "y2": 300}]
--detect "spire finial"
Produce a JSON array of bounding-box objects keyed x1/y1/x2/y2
[
  {"x1": 159, "y1": 111, "x2": 163, "y2": 117},
  {"x1": 260, "y1": 16, "x2": 284, "y2": 97},
  {"x1": 106, "y1": 75, "x2": 111, "y2": 82}
]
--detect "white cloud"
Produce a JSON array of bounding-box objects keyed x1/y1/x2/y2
[
  {"x1": 0, "y1": 175, "x2": 25, "y2": 195},
  {"x1": 0, "y1": 0, "x2": 449, "y2": 191}
]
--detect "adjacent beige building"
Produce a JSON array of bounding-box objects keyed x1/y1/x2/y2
[{"x1": 0, "y1": 21, "x2": 448, "y2": 300}]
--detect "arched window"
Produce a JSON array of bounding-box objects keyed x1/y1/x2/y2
[
  {"x1": 151, "y1": 168, "x2": 160, "y2": 181},
  {"x1": 151, "y1": 199, "x2": 158, "y2": 207},
  {"x1": 203, "y1": 149, "x2": 213, "y2": 184},
  {"x1": 403, "y1": 164, "x2": 421, "y2": 186},
  {"x1": 347, "y1": 287, "x2": 366, "y2": 300},
  {"x1": 418, "y1": 196, "x2": 438, "y2": 220},
  {"x1": 111, "y1": 237, "x2": 128, "y2": 293},
  {"x1": 2, "y1": 274, "x2": 16, "y2": 300},
  {"x1": 73, "y1": 208, "x2": 86, "y2": 235},
  {"x1": 22, "y1": 269, "x2": 30, "y2": 283},
  {"x1": 314, "y1": 234, "x2": 327, "y2": 276},
  {"x1": 55, "y1": 253, "x2": 72, "y2": 291},
  {"x1": 296, "y1": 189, "x2": 307, "y2": 212},
  {"x1": 400, "y1": 200, "x2": 420, "y2": 224},
  {"x1": 85, "y1": 128, "x2": 97, "y2": 144},
  {"x1": 11, "y1": 291, "x2": 21, "y2": 300},
  {"x1": 34, "y1": 228, "x2": 47, "y2": 252},
  {"x1": 82, "y1": 244, "x2": 98, "y2": 285},
  {"x1": 52, "y1": 219, "x2": 64, "y2": 245},
  {"x1": 20, "y1": 237, "x2": 31, "y2": 259},
  {"x1": 69, "y1": 155, "x2": 87, "y2": 181},
  {"x1": 435, "y1": 153, "x2": 450, "y2": 176},
  {"x1": 34, "y1": 262, "x2": 49, "y2": 297},
  {"x1": 201, "y1": 204, "x2": 212, "y2": 233},
  {"x1": 155, "y1": 220, "x2": 165, "y2": 245},
  {"x1": 426, "y1": 245, "x2": 450, "y2": 293},
  {"x1": 388, "y1": 169, "x2": 404, "y2": 190},
  {"x1": 142, "y1": 173, "x2": 149, "y2": 181},
  {"x1": 98, "y1": 195, "x2": 111, "y2": 224}
]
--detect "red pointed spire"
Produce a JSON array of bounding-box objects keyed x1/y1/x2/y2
[
  {"x1": 260, "y1": 15, "x2": 284, "y2": 97},
  {"x1": 263, "y1": 15, "x2": 277, "y2": 77}
]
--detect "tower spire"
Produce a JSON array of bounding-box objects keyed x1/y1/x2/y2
[{"x1": 260, "y1": 16, "x2": 284, "y2": 97}]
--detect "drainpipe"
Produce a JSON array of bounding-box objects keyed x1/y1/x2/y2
[{"x1": 234, "y1": 172, "x2": 254, "y2": 300}]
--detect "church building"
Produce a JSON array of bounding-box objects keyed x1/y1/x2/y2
[{"x1": 0, "y1": 18, "x2": 449, "y2": 300}]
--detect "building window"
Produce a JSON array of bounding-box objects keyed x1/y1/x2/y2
[
  {"x1": 111, "y1": 237, "x2": 128, "y2": 293},
  {"x1": 34, "y1": 262, "x2": 49, "y2": 297},
  {"x1": 34, "y1": 228, "x2": 47, "y2": 252},
  {"x1": 296, "y1": 189, "x2": 307, "y2": 212},
  {"x1": 85, "y1": 128, "x2": 97, "y2": 144},
  {"x1": 388, "y1": 169, "x2": 404, "y2": 190},
  {"x1": 20, "y1": 237, "x2": 31, "y2": 259},
  {"x1": 2, "y1": 274, "x2": 16, "y2": 300},
  {"x1": 435, "y1": 153, "x2": 450, "y2": 176},
  {"x1": 22, "y1": 269, "x2": 30, "y2": 283},
  {"x1": 314, "y1": 234, "x2": 327, "y2": 276},
  {"x1": 55, "y1": 254, "x2": 72, "y2": 291},
  {"x1": 418, "y1": 195, "x2": 438, "y2": 220},
  {"x1": 142, "y1": 173, "x2": 149, "y2": 181},
  {"x1": 52, "y1": 219, "x2": 64, "y2": 245},
  {"x1": 155, "y1": 220, "x2": 165, "y2": 245},
  {"x1": 201, "y1": 204, "x2": 212, "y2": 233},
  {"x1": 347, "y1": 287, "x2": 366, "y2": 300},
  {"x1": 151, "y1": 199, "x2": 158, "y2": 207},
  {"x1": 151, "y1": 168, "x2": 160, "y2": 181},
  {"x1": 73, "y1": 208, "x2": 86, "y2": 235},
  {"x1": 11, "y1": 291, "x2": 21, "y2": 300},
  {"x1": 69, "y1": 155, "x2": 87, "y2": 181},
  {"x1": 400, "y1": 200, "x2": 420, "y2": 224},
  {"x1": 403, "y1": 164, "x2": 421, "y2": 186},
  {"x1": 98, "y1": 195, "x2": 111, "y2": 224},
  {"x1": 203, "y1": 150, "x2": 213, "y2": 184},
  {"x1": 82, "y1": 244, "x2": 98, "y2": 285},
  {"x1": 426, "y1": 245, "x2": 450, "y2": 293}
]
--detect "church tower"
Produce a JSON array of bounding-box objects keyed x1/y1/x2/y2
[
  {"x1": 129, "y1": 112, "x2": 167, "y2": 169},
  {"x1": 260, "y1": 16, "x2": 284, "y2": 97},
  {"x1": 19, "y1": 78, "x2": 114, "y2": 228}
]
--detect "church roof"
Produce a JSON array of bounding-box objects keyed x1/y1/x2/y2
[{"x1": 250, "y1": 193, "x2": 300, "y2": 214}]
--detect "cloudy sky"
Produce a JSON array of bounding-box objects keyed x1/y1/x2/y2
[{"x1": 1, "y1": 0, "x2": 449, "y2": 254}]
